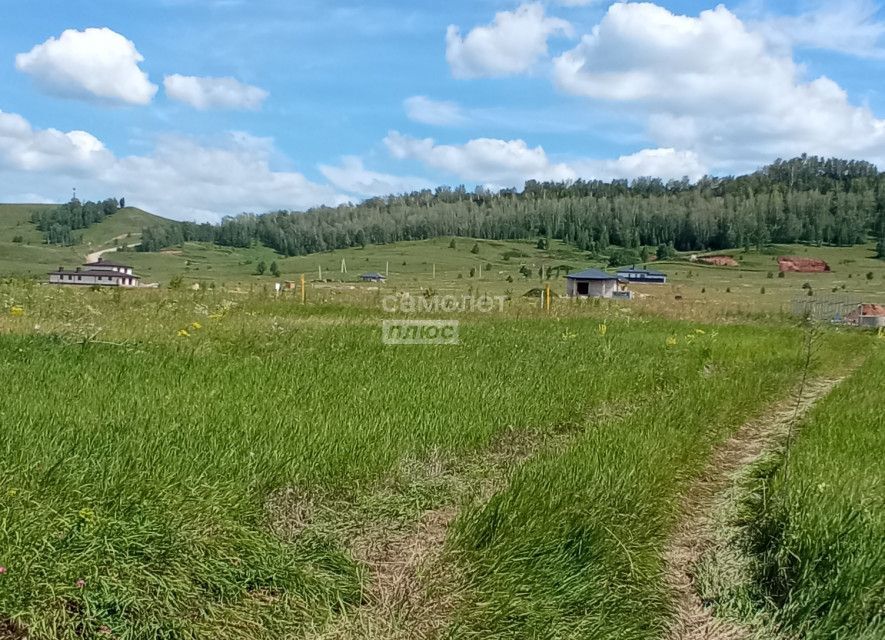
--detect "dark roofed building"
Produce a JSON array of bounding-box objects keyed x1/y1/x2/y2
[
  {"x1": 616, "y1": 266, "x2": 667, "y2": 284},
  {"x1": 565, "y1": 268, "x2": 628, "y2": 299},
  {"x1": 360, "y1": 272, "x2": 386, "y2": 283}
]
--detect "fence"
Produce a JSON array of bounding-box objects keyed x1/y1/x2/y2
[{"x1": 791, "y1": 295, "x2": 861, "y2": 323}]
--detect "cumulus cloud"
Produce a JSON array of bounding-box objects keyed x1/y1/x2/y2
[
  {"x1": 15, "y1": 28, "x2": 157, "y2": 105},
  {"x1": 404, "y1": 96, "x2": 467, "y2": 126},
  {"x1": 164, "y1": 74, "x2": 269, "y2": 110},
  {"x1": 384, "y1": 130, "x2": 703, "y2": 185},
  {"x1": 319, "y1": 156, "x2": 433, "y2": 197},
  {"x1": 0, "y1": 110, "x2": 112, "y2": 173},
  {"x1": 446, "y1": 3, "x2": 572, "y2": 78},
  {"x1": 552, "y1": 2, "x2": 885, "y2": 172},
  {"x1": 0, "y1": 109, "x2": 347, "y2": 221}
]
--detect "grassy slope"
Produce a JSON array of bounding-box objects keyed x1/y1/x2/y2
[
  {"x1": 2, "y1": 200, "x2": 883, "y2": 313},
  {"x1": 0, "y1": 285, "x2": 870, "y2": 639},
  {"x1": 744, "y1": 347, "x2": 885, "y2": 639},
  {"x1": 0, "y1": 204, "x2": 174, "y2": 277}
]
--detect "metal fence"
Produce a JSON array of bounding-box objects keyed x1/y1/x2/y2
[{"x1": 791, "y1": 295, "x2": 861, "y2": 323}]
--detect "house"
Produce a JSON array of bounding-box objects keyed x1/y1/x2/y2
[
  {"x1": 565, "y1": 268, "x2": 628, "y2": 299},
  {"x1": 845, "y1": 303, "x2": 885, "y2": 328},
  {"x1": 616, "y1": 266, "x2": 668, "y2": 284},
  {"x1": 360, "y1": 272, "x2": 386, "y2": 283},
  {"x1": 49, "y1": 258, "x2": 141, "y2": 287}
]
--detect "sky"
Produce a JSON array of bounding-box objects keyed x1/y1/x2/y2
[{"x1": 2, "y1": 0, "x2": 885, "y2": 221}]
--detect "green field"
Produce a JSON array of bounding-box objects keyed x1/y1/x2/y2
[{"x1": 0, "y1": 282, "x2": 881, "y2": 639}]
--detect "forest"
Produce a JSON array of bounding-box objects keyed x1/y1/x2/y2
[
  {"x1": 31, "y1": 197, "x2": 122, "y2": 245},
  {"x1": 135, "y1": 155, "x2": 885, "y2": 258}
]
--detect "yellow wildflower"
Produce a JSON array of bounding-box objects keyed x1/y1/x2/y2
[
  {"x1": 6, "y1": 488, "x2": 17, "y2": 498},
  {"x1": 78, "y1": 507, "x2": 96, "y2": 524},
  {"x1": 190, "y1": 321, "x2": 203, "y2": 331},
  {"x1": 177, "y1": 328, "x2": 190, "y2": 338},
  {"x1": 10, "y1": 306, "x2": 24, "y2": 317},
  {"x1": 666, "y1": 335, "x2": 678, "y2": 347},
  {"x1": 597, "y1": 323, "x2": 608, "y2": 337}
]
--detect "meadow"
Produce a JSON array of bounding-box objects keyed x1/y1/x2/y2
[{"x1": 0, "y1": 281, "x2": 880, "y2": 639}]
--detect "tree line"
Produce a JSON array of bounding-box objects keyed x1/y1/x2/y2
[
  {"x1": 32, "y1": 197, "x2": 124, "y2": 245},
  {"x1": 137, "y1": 156, "x2": 885, "y2": 259}
]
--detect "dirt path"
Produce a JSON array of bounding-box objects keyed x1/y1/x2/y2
[
  {"x1": 85, "y1": 237, "x2": 140, "y2": 264},
  {"x1": 282, "y1": 424, "x2": 584, "y2": 640},
  {"x1": 663, "y1": 375, "x2": 850, "y2": 640}
]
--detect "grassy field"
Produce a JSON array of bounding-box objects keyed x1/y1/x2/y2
[
  {"x1": 0, "y1": 283, "x2": 879, "y2": 639},
  {"x1": 725, "y1": 348, "x2": 884, "y2": 640}
]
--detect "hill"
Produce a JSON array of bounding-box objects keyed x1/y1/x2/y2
[{"x1": 0, "y1": 204, "x2": 175, "y2": 278}]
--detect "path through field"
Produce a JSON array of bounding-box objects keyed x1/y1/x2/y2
[
  {"x1": 663, "y1": 374, "x2": 852, "y2": 640},
  {"x1": 280, "y1": 423, "x2": 587, "y2": 640},
  {"x1": 85, "y1": 237, "x2": 141, "y2": 263}
]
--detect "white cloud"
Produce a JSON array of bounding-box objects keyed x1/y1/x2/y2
[
  {"x1": 404, "y1": 96, "x2": 467, "y2": 126},
  {"x1": 446, "y1": 3, "x2": 572, "y2": 78},
  {"x1": 15, "y1": 28, "x2": 157, "y2": 105},
  {"x1": 0, "y1": 110, "x2": 112, "y2": 173},
  {"x1": 385, "y1": 130, "x2": 575, "y2": 183},
  {"x1": 753, "y1": 0, "x2": 885, "y2": 59},
  {"x1": 164, "y1": 74, "x2": 269, "y2": 110},
  {"x1": 572, "y1": 148, "x2": 706, "y2": 181},
  {"x1": 0, "y1": 110, "x2": 347, "y2": 222},
  {"x1": 319, "y1": 156, "x2": 433, "y2": 197},
  {"x1": 384, "y1": 130, "x2": 704, "y2": 185},
  {"x1": 552, "y1": 2, "x2": 885, "y2": 172}
]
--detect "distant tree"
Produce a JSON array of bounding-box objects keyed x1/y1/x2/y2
[
  {"x1": 256, "y1": 260, "x2": 267, "y2": 275},
  {"x1": 608, "y1": 247, "x2": 642, "y2": 267},
  {"x1": 11, "y1": 235, "x2": 23, "y2": 243},
  {"x1": 536, "y1": 238, "x2": 547, "y2": 250},
  {"x1": 470, "y1": 242, "x2": 480, "y2": 254},
  {"x1": 519, "y1": 265, "x2": 532, "y2": 278},
  {"x1": 656, "y1": 242, "x2": 676, "y2": 261},
  {"x1": 270, "y1": 261, "x2": 280, "y2": 277},
  {"x1": 639, "y1": 246, "x2": 650, "y2": 262},
  {"x1": 449, "y1": 238, "x2": 457, "y2": 249},
  {"x1": 469, "y1": 267, "x2": 476, "y2": 278}
]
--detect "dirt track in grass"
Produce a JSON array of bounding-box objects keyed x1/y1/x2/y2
[{"x1": 663, "y1": 374, "x2": 851, "y2": 640}]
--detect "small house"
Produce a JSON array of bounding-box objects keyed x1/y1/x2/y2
[
  {"x1": 616, "y1": 266, "x2": 667, "y2": 284},
  {"x1": 360, "y1": 272, "x2": 386, "y2": 283},
  {"x1": 49, "y1": 259, "x2": 140, "y2": 287},
  {"x1": 845, "y1": 304, "x2": 885, "y2": 328},
  {"x1": 565, "y1": 268, "x2": 627, "y2": 299}
]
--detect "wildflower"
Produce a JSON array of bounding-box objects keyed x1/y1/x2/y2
[
  {"x1": 666, "y1": 336, "x2": 678, "y2": 347},
  {"x1": 597, "y1": 323, "x2": 608, "y2": 337},
  {"x1": 6, "y1": 488, "x2": 17, "y2": 498},
  {"x1": 561, "y1": 329, "x2": 577, "y2": 341},
  {"x1": 10, "y1": 306, "x2": 24, "y2": 317},
  {"x1": 190, "y1": 321, "x2": 202, "y2": 331},
  {"x1": 177, "y1": 329, "x2": 190, "y2": 338},
  {"x1": 695, "y1": 328, "x2": 706, "y2": 335},
  {"x1": 78, "y1": 508, "x2": 96, "y2": 524},
  {"x1": 0, "y1": 566, "x2": 6, "y2": 575},
  {"x1": 817, "y1": 482, "x2": 829, "y2": 492}
]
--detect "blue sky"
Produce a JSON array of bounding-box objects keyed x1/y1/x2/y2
[{"x1": 2, "y1": 0, "x2": 885, "y2": 220}]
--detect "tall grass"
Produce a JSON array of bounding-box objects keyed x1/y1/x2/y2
[
  {"x1": 743, "y1": 347, "x2": 885, "y2": 639},
  {"x1": 0, "y1": 285, "x2": 869, "y2": 638}
]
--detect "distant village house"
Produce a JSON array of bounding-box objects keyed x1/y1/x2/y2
[
  {"x1": 616, "y1": 266, "x2": 668, "y2": 284},
  {"x1": 49, "y1": 258, "x2": 141, "y2": 287},
  {"x1": 566, "y1": 268, "x2": 630, "y2": 299},
  {"x1": 360, "y1": 272, "x2": 386, "y2": 283}
]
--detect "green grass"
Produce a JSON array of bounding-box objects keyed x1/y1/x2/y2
[
  {"x1": 738, "y1": 346, "x2": 885, "y2": 639},
  {"x1": 0, "y1": 284, "x2": 874, "y2": 639}
]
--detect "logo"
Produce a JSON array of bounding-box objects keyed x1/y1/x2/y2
[{"x1": 382, "y1": 319, "x2": 460, "y2": 345}]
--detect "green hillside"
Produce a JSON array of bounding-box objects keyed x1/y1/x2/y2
[{"x1": 0, "y1": 204, "x2": 175, "y2": 277}]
